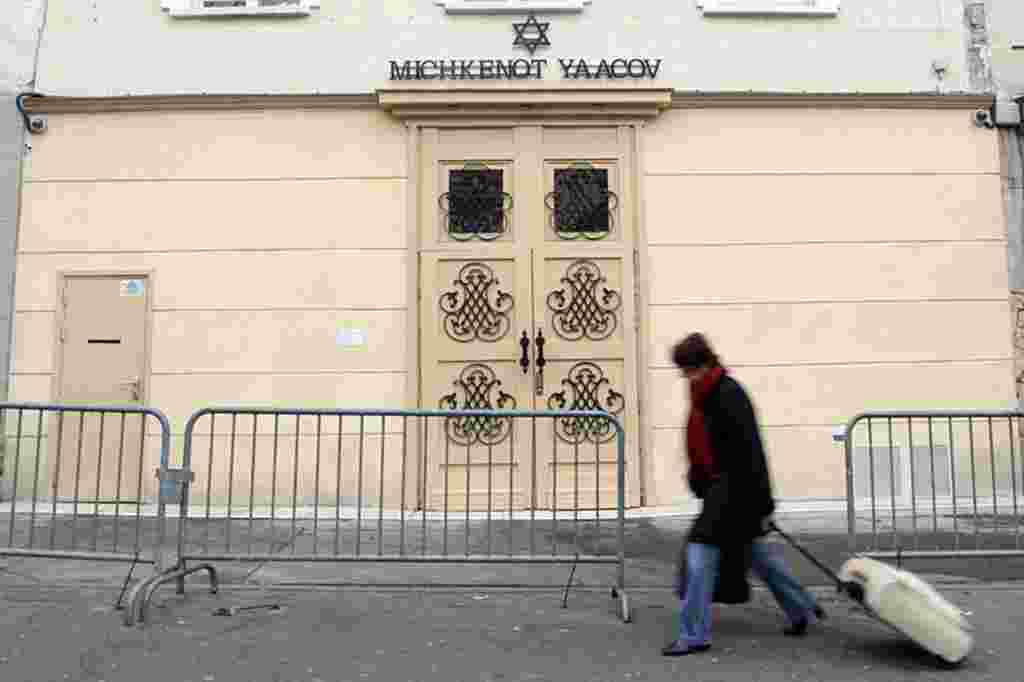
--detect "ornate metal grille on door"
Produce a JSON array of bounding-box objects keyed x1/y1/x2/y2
[
  {"x1": 547, "y1": 259, "x2": 622, "y2": 341},
  {"x1": 545, "y1": 167, "x2": 618, "y2": 239},
  {"x1": 547, "y1": 362, "x2": 624, "y2": 444},
  {"x1": 439, "y1": 364, "x2": 517, "y2": 446},
  {"x1": 439, "y1": 167, "x2": 513, "y2": 240},
  {"x1": 440, "y1": 262, "x2": 514, "y2": 343}
]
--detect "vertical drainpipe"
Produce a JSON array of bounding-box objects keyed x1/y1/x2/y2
[
  {"x1": 0, "y1": 1, "x2": 48, "y2": 498},
  {"x1": 1008, "y1": 109, "x2": 1024, "y2": 406},
  {"x1": 962, "y1": 2, "x2": 1023, "y2": 406}
]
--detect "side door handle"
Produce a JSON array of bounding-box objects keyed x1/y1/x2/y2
[
  {"x1": 534, "y1": 329, "x2": 546, "y2": 396},
  {"x1": 118, "y1": 378, "x2": 141, "y2": 401},
  {"x1": 520, "y1": 331, "x2": 531, "y2": 374}
]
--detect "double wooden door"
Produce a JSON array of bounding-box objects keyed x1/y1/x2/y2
[{"x1": 419, "y1": 125, "x2": 640, "y2": 511}]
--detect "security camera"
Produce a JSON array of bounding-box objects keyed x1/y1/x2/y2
[
  {"x1": 973, "y1": 109, "x2": 995, "y2": 129},
  {"x1": 27, "y1": 114, "x2": 47, "y2": 134}
]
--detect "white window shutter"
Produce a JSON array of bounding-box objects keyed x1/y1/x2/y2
[
  {"x1": 697, "y1": 0, "x2": 840, "y2": 17},
  {"x1": 435, "y1": 1, "x2": 593, "y2": 14},
  {"x1": 162, "y1": 0, "x2": 321, "y2": 18}
]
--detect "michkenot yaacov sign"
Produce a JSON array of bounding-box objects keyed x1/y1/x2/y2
[{"x1": 388, "y1": 14, "x2": 663, "y2": 81}]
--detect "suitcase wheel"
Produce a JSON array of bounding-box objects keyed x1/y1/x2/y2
[
  {"x1": 840, "y1": 581, "x2": 866, "y2": 604},
  {"x1": 936, "y1": 654, "x2": 968, "y2": 669}
]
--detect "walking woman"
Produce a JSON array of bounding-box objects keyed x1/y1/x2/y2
[{"x1": 663, "y1": 333, "x2": 825, "y2": 657}]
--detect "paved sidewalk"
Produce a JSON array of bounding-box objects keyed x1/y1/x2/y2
[
  {"x1": 0, "y1": 574, "x2": 1020, "y2": 682},
  {"x1": 2, "y1": 510, "x2": 1022, "y2": 681},
  {"x1": 4, "y1": 510, "x2": 1024, "y2": 589}
]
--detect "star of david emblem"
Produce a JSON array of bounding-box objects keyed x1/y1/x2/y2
[{"x1": 512, "y1": 14, "x2": 551, "y2": 55}]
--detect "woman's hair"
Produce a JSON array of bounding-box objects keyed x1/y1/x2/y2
[{"x1": 671, "y1": 332, "x2": 720, "y2": 369}]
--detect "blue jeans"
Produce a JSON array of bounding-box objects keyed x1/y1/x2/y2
[
  {"x1": 677, "y1": 540, "x2": 820, "y2": 646},
  {"x1": 676, "y1": 543, "x2": 720, "y2": 647},
  {"x1": 750, "y1": 539, "x2": 820, "y2": 624}
]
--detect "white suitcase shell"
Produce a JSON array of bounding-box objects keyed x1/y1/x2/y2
[{"x1": 837, "y1": 556, "x2": 974, "y2": 665}]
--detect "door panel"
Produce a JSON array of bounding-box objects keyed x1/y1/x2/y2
[
  {"x1": 420, "y1": 128, "x2": 533, "y2": 510},
  {"x1": 52, "y1": 276, "x2": 149, "y2": 502},
  {"x1": 539, "y1": 358, "x2": 626, "y2": 510},
  {"x1": 421, "y1": 256, "x2": 532, "y2": 512}
]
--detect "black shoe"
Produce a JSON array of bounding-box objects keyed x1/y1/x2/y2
[
  {"x1": 783, "y1": 618, "x2": 809, "y2": 637},
  {"x1": 661, "y1": 640, "x2": 712, "y2": 657},
  {"x1": 784, "y1": 606, "x2": 825, "y2": 637}
]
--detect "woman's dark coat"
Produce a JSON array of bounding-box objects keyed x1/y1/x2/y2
[
  {"x1": 687, "y1": 373, "x2": 776, "y2": 547},
  {"x1": 678, "y1": 373, "x2": 776, "y2": 603}
]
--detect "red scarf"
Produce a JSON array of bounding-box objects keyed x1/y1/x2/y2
[{"x1": 687, "y1": 366, "x2": 726, "y2": 482}]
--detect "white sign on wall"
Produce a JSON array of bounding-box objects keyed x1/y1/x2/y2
[{"x1": 336, "y1": 322, "x2": 369, "y2": 351}]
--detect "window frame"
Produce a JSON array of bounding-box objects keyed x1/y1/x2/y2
[
  {"x1": 434, "y1": 0, "x2": 592, "y2": 14},
  {"x1": 161, "y1": 0, "x2": 321, "y2": 18},
  {"x1": 697, "y1": 0, "x2": 840, "y2": 17}
]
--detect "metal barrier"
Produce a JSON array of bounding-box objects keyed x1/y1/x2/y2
[
  {"x1": 125, "y1": 407, "x2": 628, "y2": 626},
  {"x1": 844, "y1": 411, "x2": 1024, "y2": 560},
  {"x1": 0, "y1": 402, "x2": 177, "y2": 572}
]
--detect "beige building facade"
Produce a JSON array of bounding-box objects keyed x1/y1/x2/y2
[{"x1": 6, "y1": 1, "x2": 1017, "y2": 510}]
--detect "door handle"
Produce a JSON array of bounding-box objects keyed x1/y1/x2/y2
[
  {"x1": 520, "y1": 331, "x2": 531, "y2": 374},
  {"x1": 119, "y1": 378, "x2": 141, "y2": 401},
  {"x1": 534, "y1": 329, "x2": 546, "y2": 396}
]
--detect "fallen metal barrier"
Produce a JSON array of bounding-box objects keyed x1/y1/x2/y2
[
  {"x1": 0, "y1": 402, "x2": 178, "y2": 572},
  {"x1": 125, "y1": 407, "x2": 628, "y2": 626},
  {"x1": 844, "y1": 411, "x2": 1024, "y2": 561}
]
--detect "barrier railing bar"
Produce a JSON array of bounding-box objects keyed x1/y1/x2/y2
[
  {"x1": 113, "y1": 412, "x2": 127, "y2": 554},
  {"x1": 868, "y1": 417, "x2": 876, "y2": 550},
  {"x1": 1010, "y1": 416, "x2": 1020, "y2": 550},
  {"x1": 1, "y1": 402, "x2": 172, "y2": 566},
  {"x1": 226, "y1": 414, "x2": 237, "y2": 554},
  {"x1": 29, "y1": 409, "x2": 44, "y2": 549},
  {"x1": 178, "y1": 553, "x2": 618, "y2": 564},
  {"x1": 927, "y1": 416, "x2": 937, "y2": 547},
  {"x1": 949, "y1": 416, "x2": 958, "y2": 552},
  {"x1": 908, "y1": 415, "x2": 916, "y2": 551},
  {"x1": 335, "y1": 415, "x2": 343, "y2": 557},
  {"x1": 421, "y1": 417, "x2": 428, "y2": 557},
  {"x1": 400, "y1": 415, "x2": 407, "y2": 557},
  {"x1": 989, "y1": 417, "x2": 997, "y2": 544},
  {"x1": 887, "y1": 416, "x2": 895, "y2": 551},
  {"x1": 134, "y1": 415, "x2": 149, "y2": 559},
  {"x1": 552, "y1": 418, "x2": 558, "y2": 557},
  {"x1": 378, "y1": 414, "x2": 386, "y2": 558},
  {"x1": 249, "y1": 414, "x2": 258, "y2": 557},
  {"x1": 844, "y1": 410, "x2": 1024, "y2": 561},
  {"x1": 49, "y1": 412, "x2": 64, "y2": 549},
  {"x1": 7, "y1": 409, "x2": 23, "y2": 548},
  {"x1": 291, "y1": 416, "x2": 300, "y2": 557},
  {"x1": 314, "y1": 415, "x2": 322, "y2": 556},
  {"x1": 149, "y1": 407, "x2": 628, "y2": 628},
  {"x1": 91, "y1": 412, "x2": 105, "y2": 552},
  {"x1": 464, "y1": 431, "x2": 470, "y2": 558},
  {"x1": 969, "y1": 417, "x2": 979, "y2": 551}
]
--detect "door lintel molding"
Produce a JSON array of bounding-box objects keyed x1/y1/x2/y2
[{"x1": 378, "y1": 87, "x2": 672, "y2": 123}]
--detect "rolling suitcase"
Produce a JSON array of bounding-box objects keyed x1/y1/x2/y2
[{"x1": 767, "y1": 522, "x2": 974, "y2": 666}]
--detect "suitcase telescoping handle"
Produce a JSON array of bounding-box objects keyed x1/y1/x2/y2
[{"x1": 766, "y1": 520, "x2": 866, "y2": 604}]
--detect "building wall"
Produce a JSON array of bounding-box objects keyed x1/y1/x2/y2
[
  {"x1": 641, "y1": 105, "x2": 1014, "y2": 506},
  {"x1": 11, "y1": 108, "x2": 411, "y2": 458},
  {"x1": 11, "y1": 102, "x2": 1013, "y2": 506},
  {"x1": 34, "y1": 0, "x2": 970, "y2": 96}
]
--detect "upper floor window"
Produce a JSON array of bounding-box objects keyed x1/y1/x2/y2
[
  {"x1": 435, "y1": 0, "x2": 591, "y2": 14},
  {"x1": 161, "y1": 0, "x2": 320, "y2": 17},
  {"x1": 697, "y1": 0, "x2": 839, "y2": 17}
]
